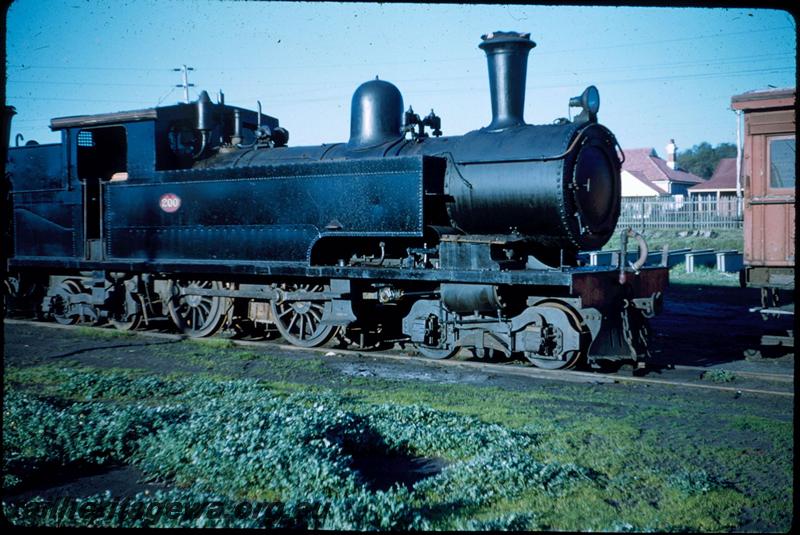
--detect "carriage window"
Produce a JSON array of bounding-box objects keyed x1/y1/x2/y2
[{"x1": 768, "y1": 136, "x2": 795, "y2": 190}]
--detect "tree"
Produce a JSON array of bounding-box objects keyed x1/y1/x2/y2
[{"x1": 676, "y1": 142, "x2": 737, "y2": 179}]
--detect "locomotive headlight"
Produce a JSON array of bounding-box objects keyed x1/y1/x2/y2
[
  {"x1": 569, "y1": 85, "x2": 600, "y2": 117},
  {"x1": 583, "y1": 86, "x2": 600, "y2": 114}
]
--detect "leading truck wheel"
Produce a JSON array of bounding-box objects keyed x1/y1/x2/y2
[
  {"x1": 109, "y1": 281, "x2": 143, "y2": 331},
  {"x1": 523, "y1": 300, "x2": 588, "y2": 370},
  {"x1": 271, "y1": 282, "x2": 337, "y2": 348},
  {"x1": 51, "y1": 280, "x2": 83, "y2": 325},
  {"x1": 415, "y1": 343, "x2": 459, "y2": 360},
  {"x1": 109, "y1": 311, "x2": 143, "y2": 331},
  {"x1": 336, "y1": 322, "x2": 390, "y2": 351},
  {"x1": 405, "y1": 301, "x2": 459, "y2": 359},
  {"x1": 168, "y1": 280, "x2": 230, "y2": 337},
  {"x1": 414, "y1": 313, "x2": 458, "y2": 359}
]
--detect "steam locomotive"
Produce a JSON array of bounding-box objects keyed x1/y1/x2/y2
[{"x1": 4, "y1": 31, "x2": 667, "y2": 369}]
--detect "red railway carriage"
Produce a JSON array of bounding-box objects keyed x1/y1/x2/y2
[{"x1": 732, "y1": 87, "x2": 795, "y2": 354}]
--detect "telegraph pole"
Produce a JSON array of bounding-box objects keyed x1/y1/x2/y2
[{"x1": 173, "y1": 65, "x2": 195, "y2": 103}]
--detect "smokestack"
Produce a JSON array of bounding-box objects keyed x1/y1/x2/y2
[{"x1": 479, "y1": 31, "x2": 536, "y2": 131}]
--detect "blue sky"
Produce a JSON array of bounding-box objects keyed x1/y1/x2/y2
[{"x1": 6, "y1": 1, "x2": 796, "y2": 157}]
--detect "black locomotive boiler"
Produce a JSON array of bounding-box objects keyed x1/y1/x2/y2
[{"x1": 4, "y1": 31, "x2": 667, "y2": 369}]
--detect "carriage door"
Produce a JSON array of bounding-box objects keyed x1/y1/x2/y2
[{"x1": 76, "y1": 126, "x2": 127, "y2": 260}]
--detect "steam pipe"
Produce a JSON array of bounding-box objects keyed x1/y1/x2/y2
[
  {"x1": 627, "y1": 228, "x2": 649, "y2": 272},
  {"x1": 232, "y1": 108, "x2": 243, "y2": 146},
  {"x1": 194, "y1": 91, "x2": 213, "y2": 159},
  {"x1": 619, "y1": 227, "x2": 649, "y2": 283}
]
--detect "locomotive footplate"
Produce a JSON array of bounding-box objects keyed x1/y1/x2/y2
[{"x1": 8, "y1": 257, "x2": 575, "y2": 286}]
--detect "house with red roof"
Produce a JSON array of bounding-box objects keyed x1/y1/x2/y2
[
  {"x1": 619, "y1": 141, "x2": 705, "y2": 197},
  {"x1": 688, "y1": 157, "x2": 741, "y2": 216}
]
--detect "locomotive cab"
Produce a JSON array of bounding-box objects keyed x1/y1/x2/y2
[
  {"x1": 8, "y1": 100, "x2": 281, "y2": 262},
  {"x1": 50, "y1": 98, "x2": 278, "y2": 176}
]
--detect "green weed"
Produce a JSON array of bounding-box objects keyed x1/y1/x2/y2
[
  {"x1": 186, "y1": 337, "x2": 237, "y2": 349},
  {"x1": 701, "y1": 369, "x2": 737, "y2": 383},
  {"x1": 2, "y1": 360, "x2": 792, "y2": 531},
  {"x1": 604, "y1": 229, "x2": 743, "y2": 254},
  {"x1": 74, "y1": 326, "x2": 137, "y2": 338},
  {"x1": 669, "y1": 263, "x2": 741, "y2": 287}
]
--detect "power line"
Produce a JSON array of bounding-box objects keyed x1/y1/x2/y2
[
  {"x1": 9, "y1": 63, "x2": 793, "y2": 106},
  {"x1": 538, "y1": 25, "x2": 796, "y2": 55},
  {"x1": 583, "y1": 66, "x2": 795, "y2": 86},
  {"x1": 156, "y1": 86, "x2": 178, "y2": 106},
  {"x1": 7, "y1": 79, "x2": 168, "y2": 88},
  {"x1": 7, "y1": 64, "x2": 172, "y2": 72},
  {"x1": 7, "y1": 96, "x2": 151, "y2": 104},
  {"x1": 383, "y1": 53, "x2": 794, "y2": 87},
  {"x1": 8, "y1": 51, "x2": 792, "y2": 88},
  {"x1": 232, "y1": 66, "x2": 796, "y2": 103},
  {"x1": 7, "y1": 51, "x2": 791, "y2": 107},
  {"x1": 7, "y1": 26, "x2": 793, "y2": 75}
]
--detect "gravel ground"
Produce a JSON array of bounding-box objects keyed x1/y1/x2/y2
[{"x1": 648, "y1": 284, "x2": 794, "y2": 371}]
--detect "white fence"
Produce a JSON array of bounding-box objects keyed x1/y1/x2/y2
[{"x1": 616, "y1": 196, "x2": 743, "y2": 231}]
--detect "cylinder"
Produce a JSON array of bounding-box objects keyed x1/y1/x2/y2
[{"x1": 441, "y1": 283, "x2": 503, "y2": 314}]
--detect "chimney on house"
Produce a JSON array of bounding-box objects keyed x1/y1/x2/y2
[{"x1": 666, "y1": 139, "x2": 677, "y2": 170}]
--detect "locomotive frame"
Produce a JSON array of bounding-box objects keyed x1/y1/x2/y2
[{"x1": 4, "y1": 32, "x2": 667, "y2": 370}]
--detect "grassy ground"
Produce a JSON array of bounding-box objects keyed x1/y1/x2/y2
[
  {"x1": 603, "y1": 228, "x2": 743, "y2": 254},
  {"x1": 3, "y1": 335, "x2": 793, "y2": 530},
  {"x1": 668, "y1": 264, "x2": 742, "y2": 287},
  {"x1": 602, "y1": 228, "x2": 744, "y2": 287}
]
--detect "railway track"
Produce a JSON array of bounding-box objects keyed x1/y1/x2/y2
[{"x1": 4, "y1": 318, "x2": 794, "y2": 398}]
